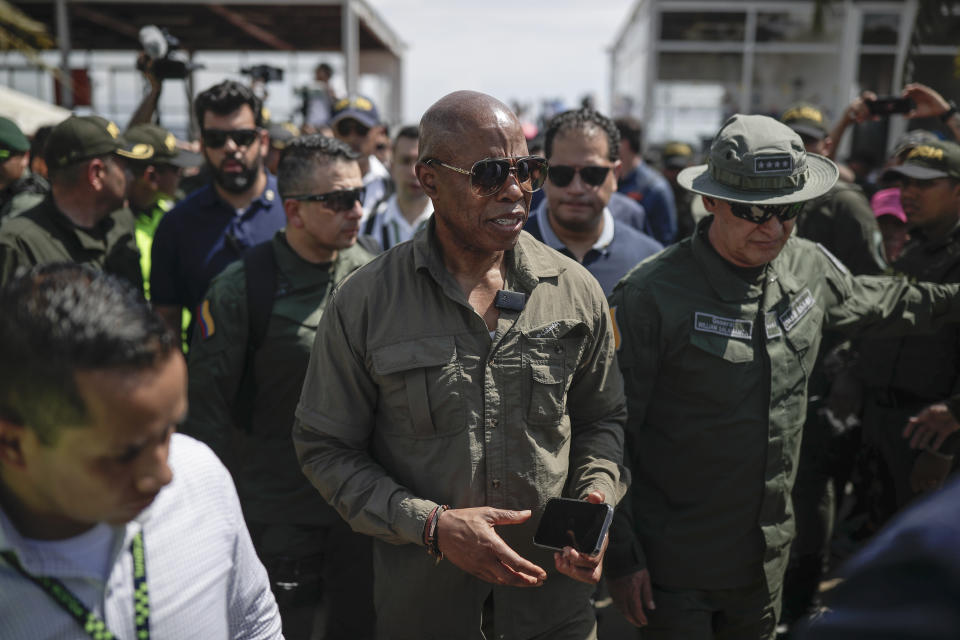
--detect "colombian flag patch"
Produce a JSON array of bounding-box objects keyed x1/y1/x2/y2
[{"x1": 196, "y1": 299, "x2": 215, "y2": 339}]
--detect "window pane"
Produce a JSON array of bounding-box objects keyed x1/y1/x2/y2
[
  {"x1": 756, "y1": 6, "x2": 843, "y2": 43},
  {"x1": 660, "y1": 12, "x2": 746, "y2": 41}
]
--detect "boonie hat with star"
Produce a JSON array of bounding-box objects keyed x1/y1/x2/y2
[{"x1": 677, "y1": 114, "x2": 838, "y2": 205}]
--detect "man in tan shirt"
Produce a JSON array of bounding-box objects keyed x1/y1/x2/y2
[{"x1": 294, "y1": 91, "x2": 628, "y2": 639}]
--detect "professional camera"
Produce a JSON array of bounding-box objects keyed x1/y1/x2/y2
[
  {"x1": 241, "y1": 65, "x2": 285, "y2": 84},
  {"x1": 137, "y1": 25, "x2": 203, "y2": 80}
]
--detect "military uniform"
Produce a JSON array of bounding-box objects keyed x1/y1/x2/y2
[
  {"x1": 183, "y1": 231, "x2": 376, "y2": 639},
  {"x1": 0, "y1": 169, "x2": 48, "y2": 220},
  {"x1": 858, "y1": 221, "x2": 960, "y2": 507},
  {"x1": 607, "y1": 216, "x2": 960, "y2": 638},
  {"x1": 293, "y1": 223, "x2": 628, "y2": 640},
  {"x1": 783, "y1": 179, "x2": 887, "y2": 623},
  {"x1": 0, "y1": 196, "x2": 143, "y2": 291}
]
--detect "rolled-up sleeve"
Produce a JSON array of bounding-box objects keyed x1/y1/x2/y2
[{"x1": 293, "y1": 290, "x2": 435, "y2": 547}]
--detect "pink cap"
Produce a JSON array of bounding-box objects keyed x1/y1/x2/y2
[{"x1": 870, "y1": 187, "x2": 907, "y2": 224}]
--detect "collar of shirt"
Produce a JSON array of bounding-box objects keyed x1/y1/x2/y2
[
  {"x1": 44, "y1": 197, "x2": 124, "y2": 252},
  {"x1": 906, "y1": 218, "x2": 960, "y2": 254},
  {"x1": 273, "y1": 230, "x2": 335, "y2": 291},
  {"x1": 0, "y1": 502, "x2": 144, "y2": 581},
  {"x1": 196, "y1": 172, "x2": 279, "y2": 218},
  {"x1": 381, "y1": 194, "x2": 433, "y2": 236},
  {"x1": 692, "y1": 215, "x2": 803, "y2": 302},
  {"x1": 412, "y1": 218, "x2": 562, "y2": 296},
  {"x1": 534, "y1": 199, "x2": 615, "y2": 253}
]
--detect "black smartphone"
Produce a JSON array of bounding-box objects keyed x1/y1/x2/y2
[
  {"x1": 533, "y1": 497, "x2": 613, "y2": 556},
  {"x1": 867, "y1": 96, "x2": 915, "y2": 116}
]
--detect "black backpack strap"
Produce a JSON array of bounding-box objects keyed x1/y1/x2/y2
[{"x1": 232, "y1": 241, "x2": 278, "y2": 432}]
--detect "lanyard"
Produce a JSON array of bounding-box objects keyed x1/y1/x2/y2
[{"x1": 1, "y1": 530, "x2": 150, "y2": 640}]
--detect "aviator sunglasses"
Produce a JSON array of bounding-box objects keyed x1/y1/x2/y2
[
  {"x1": 285, "y1": 186, "x2": 366, "y2": 212},
  {"x1": 547, "y1": 165, "x2": 611, "y2": 188},
  {"x1": 202, "y1": 128, "x2": 260, "y2": 149},
  {"x1": 424, "y1": 156, "x2": 548, "y2": 197},
  {"x1": 728, "y1": 200, "x2": 805, "y2": 224}
]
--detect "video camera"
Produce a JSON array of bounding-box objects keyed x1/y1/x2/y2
[
  {"x1": 241, "y1": 65, "x2": 285, "y2": 84},
  {"x1": 137, "y1": 25, "x2": 204, "y2": 81}
]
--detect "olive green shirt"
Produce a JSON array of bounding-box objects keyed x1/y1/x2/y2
[
  {"x1": 0, "y1": 195, "x2": 142, "y2": 292},
  {"x1": 183, "y1": 231, "x2": 374, "y2": 535},
  {"x1": 608, "y1": 216, "x2": 960, "y2": 592},
  {"x1": 293, "y1": 224, "x2": 627, "y2": 639}
]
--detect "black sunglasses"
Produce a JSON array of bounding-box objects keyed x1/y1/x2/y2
[
  {"x1": 424, "y1": 156, "x2": 548, "y2": 197},
  {"x1": 547, "y1": 165, "x2": 611, "y2": 188},
  {"x1": 335, "y1": 120, "x2": 371, "y2": 138},
  {"x1": 285, "y1": 187, "x2": 366, "y2": 212},
  {"x1": 728, "y1": 201, "x2": 805, "y2": 224},
  {"x1": 202, "y1": 128, "x2": 260, "y2": 149}
]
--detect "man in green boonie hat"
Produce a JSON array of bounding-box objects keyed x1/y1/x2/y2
[
  {"x1": 0, "y1": 115, "x2": 154, "y2": 292},
  {"x1": 605, "y1": 114, "x2": 960, "y2": 639},
  {"x1": 0, "y1": 117, "x2": 49, "y2": 220}
]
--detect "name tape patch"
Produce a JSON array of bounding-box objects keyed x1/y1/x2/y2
[
  {"x1": 694, "y1": 312, "x2": 753, "y2": 340},
  {"x1": 779, "y1": 289, "x2": 815, "y2": 332},
  {"x1": 765, "y1": 311, "x2": 782, "y2": 339}
]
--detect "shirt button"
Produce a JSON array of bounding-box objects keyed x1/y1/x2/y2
[
  {"x1": 489, "y1": 418, "x2": 498, "y2": 428},
  {"x1": 554, "y1": 344, "x2": 563, "y2": 353},
  {"x1": 492, "y1": 479, "x2": 501, "y2": 488}
]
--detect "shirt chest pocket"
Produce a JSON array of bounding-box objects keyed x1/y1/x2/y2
[
  {"x1": 522, "y1": 335, "x2": 577, "y2": 427},
  {"x1": 371, "y1": 336, "x2": 466, "y2": 438},
  {"x1": 686, "y1": 331, "x2": 755, "y2": 409}
]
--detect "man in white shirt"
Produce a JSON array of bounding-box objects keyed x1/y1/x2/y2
[
  {"x1": 0, "y1": 264, "x2": 282, "y2": 640},
  {"x1": 329, "y1": 95, "x2": 392, "y2": 218},
  {"x1": 362, "y1": 125, "x2": 433, "y2": 249}
]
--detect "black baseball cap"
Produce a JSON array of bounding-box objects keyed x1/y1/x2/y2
[
  {"x1": 780, "y1": 103, "x2": 829, "y2": 141},
  {"x1": 883, "y1": 140, "x2": 960, "y2": 181}
]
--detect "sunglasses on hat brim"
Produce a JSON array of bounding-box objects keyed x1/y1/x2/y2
[
  {"x1": 285, "y1": 186, "x2": 366, "y2": 212},
  {"x1": 425, "y1": 156, "x2": 547, "y2": 197},
  {"x1": 728, "y1": 200, "x2": 805, "y2": 224},
  {"x1": 547, "y1": 165, "x2": 611, "y2": 188}
]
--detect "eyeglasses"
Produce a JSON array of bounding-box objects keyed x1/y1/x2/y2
[
  {"x1": 335, "y1": 120, "x2": 371, "y2": 138},
  {"x1": 424, "y1": 156, "x2": 548, "y2": 197},
  {"x1": 285, "y1": 186, "x2": 366, "y2": 212},
  {"x1": 547, "y1": 165, "x2": 611, "y2": 188},
  {"x1": 202, "y1": 128, "x2": 260, "y2": 149},
  {"x1": 728, "y1": 201, "x2": 806, "y2": 224}
]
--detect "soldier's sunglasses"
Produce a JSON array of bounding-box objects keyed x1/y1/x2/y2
[
  {"x1": 202, "y1": 128, "x2": 260, "y2": 149},
  {"x1": 728, "y1": 201, "x2": 805, "y2": 224},
  {"x1": 286, "y1": 186, "x2": 366, "y2": 212},
  {"x1": 424, "y1": 155, "x2": 548, "y2": 197},
  {"x1": 547, "y1": 165, "x2": 611, "y2": 187}
]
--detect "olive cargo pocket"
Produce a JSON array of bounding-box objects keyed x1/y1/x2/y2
[
  {"x1": 522, "y1": 336, "x2": 570, "y2": 427},
  {"x1": 371, "y1": 336, "x2": 465, "y2": 438}
]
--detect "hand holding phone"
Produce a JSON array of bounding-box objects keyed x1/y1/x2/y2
[{"x1": 533, "y1": 496, "x2": 613, "y2": 556}]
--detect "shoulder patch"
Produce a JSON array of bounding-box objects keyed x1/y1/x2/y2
[
  {"x1": 609, "y1": 306, "x2": 622, "y2": 350},
  {"x1": 196, "y1": 299, "x2": 216, "y2": 339},
  {"x1": 816, "y1": 242, "x2": 850, "y2": 275},
  {"x1": 694, "y1": 312, "x2": 753, "y2": 340}
]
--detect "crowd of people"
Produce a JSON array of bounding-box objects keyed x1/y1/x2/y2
[{"x1": 0, "y1": 63, "x2": 959, "y2": 640}]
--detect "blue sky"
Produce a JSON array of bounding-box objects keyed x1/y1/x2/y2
[{"x1": 368, "y1": 0, "x2": 636, "y2": 121}]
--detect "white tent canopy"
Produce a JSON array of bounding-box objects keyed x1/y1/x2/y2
[{"x1": 0, "y1": 84, "x2": 70, "y2": 135}]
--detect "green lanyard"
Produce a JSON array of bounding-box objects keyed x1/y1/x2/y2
[{"x1": 1, "y1": 530, "x2": 151, "y2": 640}]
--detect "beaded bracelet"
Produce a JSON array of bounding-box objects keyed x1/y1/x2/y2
[{"x1": 424, "y1": 504, "x2": 450, "y2": 562}]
